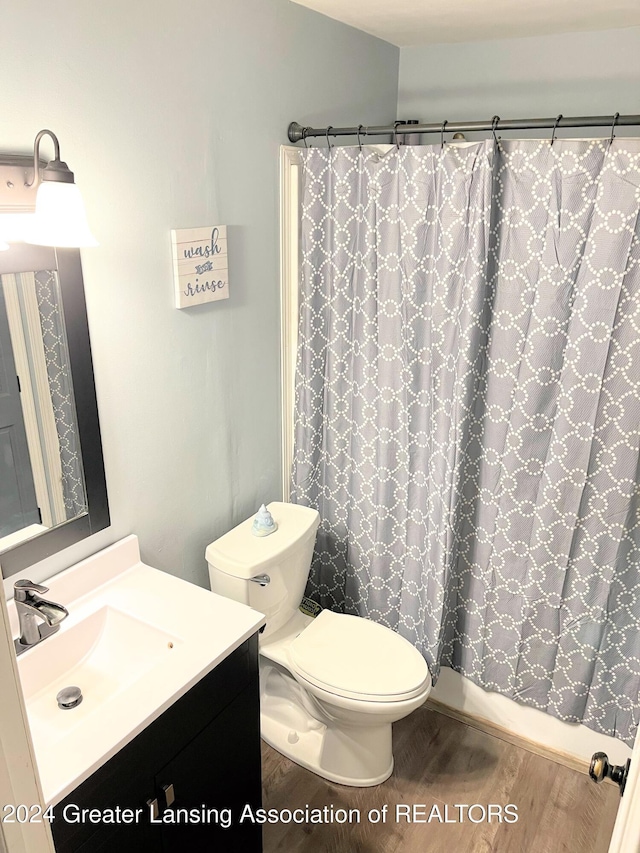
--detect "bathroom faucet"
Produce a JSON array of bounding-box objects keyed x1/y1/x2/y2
[{"x1": 13, "y1": 580, "x2": 69, "y2": 656}]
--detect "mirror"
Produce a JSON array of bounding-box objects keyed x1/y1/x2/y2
[{"x1": 0, "y1": 243, "x2": 109, "y2": 576}]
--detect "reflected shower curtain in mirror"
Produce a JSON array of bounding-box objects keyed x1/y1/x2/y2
[
  {"x1": 33, "y1": 270, "x2": 86, "y2": 518},
  {"x1": 291, "y1": 139, "x2": 640, "y2": 744}
]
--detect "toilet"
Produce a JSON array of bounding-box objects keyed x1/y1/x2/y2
[{"x1": 206, "y1": 501, "x2": 431, "y2": 787}]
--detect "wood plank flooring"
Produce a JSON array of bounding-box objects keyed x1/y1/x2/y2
[{"x1": 261, "y1": 706, "x2": 620, "y2": 853}]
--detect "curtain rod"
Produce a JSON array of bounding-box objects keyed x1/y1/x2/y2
[{"x1": 287, "y1": 114, "x2": 640, "y2": 143}]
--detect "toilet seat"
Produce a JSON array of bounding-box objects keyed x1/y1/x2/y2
[{"x1": 289, "y1": 610, "x2": 430, "y2": 703}]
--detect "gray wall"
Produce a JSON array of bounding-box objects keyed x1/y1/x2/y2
[
  {"x1": 0, "y1": 0, "x2": 398, "y2": 591},
  {"x1": 399, "y1": 26, "x2": 640, "y2": 139}
]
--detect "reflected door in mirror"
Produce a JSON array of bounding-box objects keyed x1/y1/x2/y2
[{"x1": 0, "y1": 282, "x2": 40, "y2": 538}]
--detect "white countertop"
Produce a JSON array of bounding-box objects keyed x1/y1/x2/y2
[{"x1": 7, "y1": 535, "x2": 265, "y2": 806}]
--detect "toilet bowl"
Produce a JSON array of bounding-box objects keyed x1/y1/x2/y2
[{"x1": 206, "y1": 502, "x2": 431, "y2": 786}]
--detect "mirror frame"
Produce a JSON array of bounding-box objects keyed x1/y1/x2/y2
[{"x1": 0, "y1": 243, "x2": 109, "y2": 576}]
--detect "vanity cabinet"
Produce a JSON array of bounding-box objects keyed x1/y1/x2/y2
[{"x1": 51, "y1": 636, "x2": 262, "y2": 853}]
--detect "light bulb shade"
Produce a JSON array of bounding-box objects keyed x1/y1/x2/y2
[
  {"x1": 25, "y1": 181, "x2": 98, "y2": 248},
  {"x1": 0, "y1": 213, "x2": 38, "y2": 246}
]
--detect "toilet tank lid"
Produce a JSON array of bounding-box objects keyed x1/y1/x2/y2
[{"x1": 205, "y1": 502, "x2": 320, "y2": 579}]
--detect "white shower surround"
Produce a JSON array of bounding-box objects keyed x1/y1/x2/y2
[
  {"x1": 280, "y1": 144, "x2": 633, "y2": 770},
  {"x1": 432, "y1": 667, "x2": 631, "y2": 766}
]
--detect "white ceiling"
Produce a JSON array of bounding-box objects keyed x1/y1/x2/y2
[{"x1": 290, "y1": 0, "x2": 640, "y2": 47}]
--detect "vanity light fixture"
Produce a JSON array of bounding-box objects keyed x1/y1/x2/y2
[
  {"x1": 0, "y1": 129, "x2": 97, "y2": 248},
  {"x1": 26, "y1": 130, "x2": 97, "y2": 248}
]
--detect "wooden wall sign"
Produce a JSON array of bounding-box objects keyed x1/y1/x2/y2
[{"x1": 171, "y1": 225, "x2": 229, "y2": 309}]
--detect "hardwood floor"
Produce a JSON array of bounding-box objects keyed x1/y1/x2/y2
[{"x1": 261, "y1": 706, "x2": 620, "y2": 853}]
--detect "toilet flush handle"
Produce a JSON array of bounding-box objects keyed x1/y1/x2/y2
[{"x1": 247, "y1": 574, "x2": 270, "y2": 587}]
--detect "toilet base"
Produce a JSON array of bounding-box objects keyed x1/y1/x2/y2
[
  {"x1": 261, "y1": 710, "x2": 394, "y2": 788},
  {"x1": 259, "y1": 660, "x2": 395, "y2": 787}
]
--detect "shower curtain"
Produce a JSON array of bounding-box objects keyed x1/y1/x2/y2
[{"x1": 291, "y1": 138, "x2": 640, "y2": 745}]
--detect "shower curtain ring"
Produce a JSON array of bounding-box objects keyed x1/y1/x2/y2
[
  {"x1": 609, "y1": 112, "x2": 620, "y2": 146},
  {"x1": 302, "y1": 127, "x2": 308, "y2": 149},
  {"x1": 440, "y1": 120, "x2": 448, "y2": 151},
  {"x1": 551, "y1": 114, "x2": 562, "y2": 146},
  {"x1": 491, "y1": 116, "x2": 500, "y2": 145},
  {"x1": 357, "y1": 125, "x2": 364, "y2": 151},
  {"x1": 326, "y1": 126, "x2": 333, "y2": 149},
  {"x1": 394, "y1": 121, "x2": 401, "y2": 150}
]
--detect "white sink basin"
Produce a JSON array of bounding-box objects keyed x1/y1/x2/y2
[
  {"x1": 19, "y1": 606, "x2": 181, "y2": 747},
  {"x1": 8, "y1": 535, "x2": 265, "y2": 806}
]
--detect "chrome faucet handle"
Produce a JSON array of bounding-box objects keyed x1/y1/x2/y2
[
  {"x1": 14, "y1": 579, "x2": 49, "y2": 602},
  {"x1": 13, "y1": 580, "x2": 67, "y2": 656}
]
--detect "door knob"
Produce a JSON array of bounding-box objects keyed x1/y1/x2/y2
[{"x1": 589, "y1": 752, "x2": 631, "y2": 795}]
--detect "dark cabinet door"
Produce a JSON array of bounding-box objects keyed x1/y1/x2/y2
[
  {"x1": 154, "y1": 682, "x2": 262, "y2": 853},
  {"x1": 51, "y1": 759, "x2": 155, "y2": 853},
  {"x1": 74, "y1": 817, "x2": 151, "y2": 853}
]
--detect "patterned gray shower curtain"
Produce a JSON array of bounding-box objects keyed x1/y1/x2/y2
[{"x1": 291, "y1": 139, "x2": 640, "y2": 744}]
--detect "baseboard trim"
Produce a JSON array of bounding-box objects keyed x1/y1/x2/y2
[{"x1": 425, "y1": 697, "x2": 606, "y2": 782}]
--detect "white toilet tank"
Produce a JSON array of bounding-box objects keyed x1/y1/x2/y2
[{"x1": 206, "y1": 502, "x2": 320, "y2": 637}]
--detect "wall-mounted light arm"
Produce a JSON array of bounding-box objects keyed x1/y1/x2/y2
[{"x1": 26, "y1": 130, "x2": 66, "y2": 187}]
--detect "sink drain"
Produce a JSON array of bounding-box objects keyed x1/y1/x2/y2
[{"x1": 56, "y1": 686, "x2": 83, "y2": 710}]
